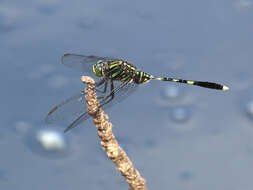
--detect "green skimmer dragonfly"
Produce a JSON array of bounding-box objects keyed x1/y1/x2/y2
[{"x1": 45, "y1": 53, "x2": 229, "y2": 132}]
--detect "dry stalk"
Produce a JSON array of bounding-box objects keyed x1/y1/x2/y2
[{"x1": 81, "y1": 76, "x2": 147, "y2": 190}]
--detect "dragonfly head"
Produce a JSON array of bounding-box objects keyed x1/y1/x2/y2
[{"x1": 92, "y1": 60, "x2": 104, "y2": 77}]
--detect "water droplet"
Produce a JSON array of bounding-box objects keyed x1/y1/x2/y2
[
  {"x1": 24, "y1": 128, "x2": 70, "y2": 158},
  {"x1": 28, "y1": 64, "x2": 55, "y2": 79},
  {"x1": 136, "y1": 10, "x2": 154, "y2": 20},
  {"x1": 144, "y1": 138, "x2": 157, "y2": 148},
  {"x1": 0, "y1": 169, "x2": 7, "y2": 181},
  {"x1": 36, "y1": 0, "x2": 60, "y2": 15},
  {"x1": 161, "y1": 84, "x2": 184, "y2": 101},
  {"x1": 170, "y1": 107, "x2": 191, "y2": 123},
  {"x1": 234, "y1": 0, "x2": 253, "y2": 10},
  {"x1": 48, "y1": 75, "x2": 68, "y2": 88},
  {"x1": 179, "y1": 171, "x2": 194, "y2": 181},
  {"x1": 78, "y1": 16, "x2": 98, "y2": 30},
  {"x1": 155, "y1": 84, "x2": 192, "y2": 108},
  {"x1": 0, "y1": 6, "x2": 19, "y2": 32},
  {"x1": 36, "y1": 130, "x2": 66, "y2": 151},
  {"x1": 245, "y1": 100, "x2": 253, "y2": 120},
  {"x1": 14, "y1": 121, "x2": 31, "y2": 135}
]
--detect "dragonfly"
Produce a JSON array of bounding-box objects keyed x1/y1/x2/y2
[{"x1": 45, "y1": 53, "x2": 229, "y2": 133}]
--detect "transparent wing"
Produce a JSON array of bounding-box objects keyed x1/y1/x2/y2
[
  {"x1": 45, "y1": 84, "x2": 109, "y2": 125},
  {"x1": 62, "y1": 53, "x2": 118, "y2": 75},
  {"x1": 45, "y1": 92, "x2": 86, "y2": 124},
  {"x1": 100, "y1": 80, "x2": 138, "y2": 110},
  {"x1": 63, "y1": 80, "x2": 138, "y2": 132}
]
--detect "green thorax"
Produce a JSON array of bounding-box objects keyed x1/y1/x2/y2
[{"x1": 92, "y1": 60, "x2": 151, "y2": 84}]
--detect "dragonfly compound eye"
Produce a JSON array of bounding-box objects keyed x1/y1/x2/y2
[{"x1": 92, "y1": 63, "x2": 103, "y2": 77}]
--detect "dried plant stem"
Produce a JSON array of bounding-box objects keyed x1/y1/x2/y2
[{"x1": 81, "y1": 76, "x2": 147, "y2": 190}]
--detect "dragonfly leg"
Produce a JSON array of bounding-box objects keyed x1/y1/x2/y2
[
  {"x1": 111, "y1": 79, "x2": 115, "y2": 99},
  {"x1": 95, "y1": 78, "x2": 105, "y2": 87},
  {"x1": 97, "y1": 81, "x2": 109, "y2": 100},
  {"x1": 97, "y1": 80, "x2": 112, "y2": 101},
  {"x1": 95, "y1": 79, "x2": 110, "y2": 95},
  {"x1": 97, "y1": 80, "x2": 108, "y2": 93},
  {"x1": 99, "y1": 80, "x2": 115, "y2": 102},
  {"x1": 99, "y1": 78, "x2": 132, "y2": 108},
  {"x1": 95, "y1": 79, "x2": 105, "y2": 92}
]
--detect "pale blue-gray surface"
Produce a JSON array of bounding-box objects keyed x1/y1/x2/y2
[{"x1": 1, "y1": 0, "x2": 253, "y2": 189}]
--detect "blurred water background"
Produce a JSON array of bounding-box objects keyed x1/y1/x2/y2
[{"x1": 1, "y1": 0, "x2": 253, "y2": 189}]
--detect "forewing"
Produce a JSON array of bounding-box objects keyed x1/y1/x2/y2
[
  {"x1": 45, "y1": 92, "x2": 86, "y2": 124},
  {"x1": 63, "y1": 80, "x2": 138, "y2": 132},
  {"x1": 45, "y1": 80, "x2": 112, "y2": 129},
  {"x1": 61, "y1": 53, "x2": 118, "y2": 75}
]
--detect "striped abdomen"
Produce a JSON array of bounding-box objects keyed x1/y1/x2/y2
[
  {"x1": 105, "y1": 60, "x2": 152, "y2": 84},
  {"x1": 132, "y1": 71, "x2": 151, "y2": 84}
]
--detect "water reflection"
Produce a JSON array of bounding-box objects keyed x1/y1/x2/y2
[
  {"x1": 160, "y1": 84, "x2": 184, "y2": 102},
  {"x1": 234, "y1": 0, "x2": 253, "y2": 10},
  {"x1": 245, "y1": 100, "x2": 253, "y2": 120},
  {"x1": 47, "y1": 75, "x2": 69, "y2": 89},
  {"x1": 179, "y1": 170, "x2": 194, "y2": 181},
  {"x1": 14, "y1": 121, "x2": 31, "y2": 135},
  {"x1": 170, "y1": 106, "x2": 192, "y2": 123},
  {"x1": 0, "y1": 6, "x2": 19, "y2": 32},
  {"x1": 24, "y1": 127, "x2": 70, "y2": 159},
  {"x1": 36, "y1": 129, "x2": 66, "y2": 151}
]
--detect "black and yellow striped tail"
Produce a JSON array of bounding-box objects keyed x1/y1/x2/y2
[{"x1": 153, "y1": 77, "x2": 229, "y2": 91}]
